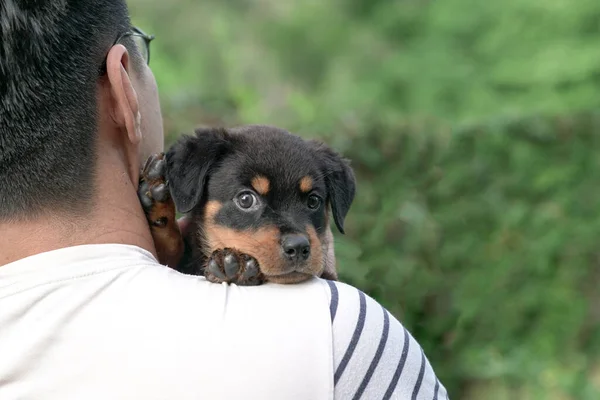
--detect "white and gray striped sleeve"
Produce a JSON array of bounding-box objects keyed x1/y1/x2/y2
[{"x1": 324, "y1": 280, "x2": 450, "y2": 400}]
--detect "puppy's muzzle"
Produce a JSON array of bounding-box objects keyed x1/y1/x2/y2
[{"x1": 281, "y1": 233, "x2": 310, "y2": 262}]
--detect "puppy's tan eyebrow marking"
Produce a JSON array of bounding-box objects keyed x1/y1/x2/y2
[
  {"x1": 299, "y1": 176, "x2": 313, "y2": 193},
  {"x1": 251, "y1": 175, "x2": 270, "y2": 196},
  {"x1": 205, "y1": 200, "x2": 222, "y2": 220}
]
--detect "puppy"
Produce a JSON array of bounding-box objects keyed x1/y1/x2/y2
[{"x1": 138, "y1": 125, "x2": 356, "y2": 285}]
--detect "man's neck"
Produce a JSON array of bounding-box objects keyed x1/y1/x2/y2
[{"x1": 0, "y1": 172, "x2": 157, "y2": 267}]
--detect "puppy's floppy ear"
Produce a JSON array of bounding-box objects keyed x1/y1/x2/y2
[
  {"x1": 308, "y1": 140, "x2": 356, "y2": 234},
  {"x1": 165, "y1": 127, "x2": 231, "y2": 214}
]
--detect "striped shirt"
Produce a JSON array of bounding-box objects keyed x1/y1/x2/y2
[{"x1": 326, "y1": 280, "x2": 449, "y2": 399}]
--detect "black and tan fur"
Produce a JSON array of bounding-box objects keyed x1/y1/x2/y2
[{"x1": 138, "y1": 125, "x2": 356, "y2": 285}]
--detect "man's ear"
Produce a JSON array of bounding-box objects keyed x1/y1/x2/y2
[
  {"x1": 309, "y1": 140, "x2": 356, "y2": 234},
  {"x1": 165, "y1": 127, "x2": 231, "y2": 214},
  {"x1": 105, "y1": 44, "x2": 141, "y2": 146}
]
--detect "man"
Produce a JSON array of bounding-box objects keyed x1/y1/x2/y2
[{"x1": 0, "y1": 1, "x2": 449, "y2": 399}]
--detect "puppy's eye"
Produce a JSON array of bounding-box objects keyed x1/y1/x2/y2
[
  {"x1": 235, "y1": 191, "x2": 259, "y2": 210},
  {"x1": 307, "y1": 194, "x2": 322, "y2": 210}
]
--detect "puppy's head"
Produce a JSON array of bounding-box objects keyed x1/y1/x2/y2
[{"x1": 165, "y1": 125, "x2": 356, "y2": 283}]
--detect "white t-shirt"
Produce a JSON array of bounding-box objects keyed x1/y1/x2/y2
[{"x1": 0, "y1": 244, "x2": 449, "y2": 399}]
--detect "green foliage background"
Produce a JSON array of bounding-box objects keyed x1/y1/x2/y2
[{"x1": 129, "y1": 0, "x2": 600, "y2": 398}]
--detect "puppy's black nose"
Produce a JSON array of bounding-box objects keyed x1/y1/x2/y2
[{"x1": 281, "y1": 234, "x2": 311, "y2": 261}]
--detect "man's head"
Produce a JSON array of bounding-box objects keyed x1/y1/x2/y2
[{"x1": 0, "y1": 0, "x2": 163, "y2": 220}]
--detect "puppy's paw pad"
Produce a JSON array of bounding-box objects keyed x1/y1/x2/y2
[
  {"x1": 145, "y1": 156, "x2": 166, "y2": 180},
  {"x1": 150, "y1": 183, "x2": 169, "y2": 202},
  {"x1": 204, "y1": 248, "x2": 264, "y2": 286},
  {"x1": 223, "y1": 253, "x2": 239, "y2": 278},
  {"x1": 242, "y1": 256, "x2": 260, "y2": 280},
  {"x1": 206, "y1": 257, "x2": 227, "y2": 281}
]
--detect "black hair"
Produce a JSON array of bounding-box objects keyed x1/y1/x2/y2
[{"x1": 0, "y1": 0, "x2": 140, "y2": 220}]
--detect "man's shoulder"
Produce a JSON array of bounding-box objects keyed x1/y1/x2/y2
[
  {"x1": 105, "y1": 266, "x2": 338, "y2": 398},
  {"x1": 0, "y1": 250, "x2": 339, "y2": 399},
  {"x1": 110, "y1": 264, "x2": 337, "y2": 349}
]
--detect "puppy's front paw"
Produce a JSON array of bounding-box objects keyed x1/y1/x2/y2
[
  {"x1": 139, "y1": 153, "x2": 184, "y2": 268},
  {"x1": 205, "y1": 248, "x2": 264, "y2": 286}
]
